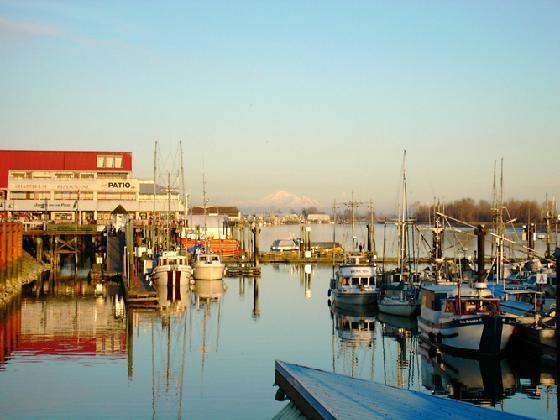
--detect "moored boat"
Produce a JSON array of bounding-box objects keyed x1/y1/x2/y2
[
  {"x1": 150, "y1": 250, "x2": 192, "y2": 310},
  {"x1": 329, "y1": 255, "x2": 379, "y2": 307},
  {"x1": 193, "y1": 252, "x2": 226, "y2": 281},
  {"x1": 418, "y1": 282, "x2": 516, "y2": 355}
]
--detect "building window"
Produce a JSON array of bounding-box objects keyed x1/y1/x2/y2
[
  {"x1": 97, "y1": 172, "x2": 128, "y2": 179},
  {"x1": 55, "y1": 172, "x2": 74, "y2": 179},
  {"x1": 54, "y1": 191, "x2": 79, "y2": 200},
  {"x1": 97, "y1": 192, "x2": 136, "y2": 200},
  {"x1": 34, "y1": 191, "x2": 50, "y2": 200},
  {"x1": 11, "y1": 191, "x2": 32, "y2": 200},
  {"x1": 97, "y1": 155, "x2": 123, "y2": 169},
  {"x1": 31, "y1": 172, "x2": 53, "y2": 179},
  {"x1": 78, "y1": 191, "x2": 94, "y2": 200}
]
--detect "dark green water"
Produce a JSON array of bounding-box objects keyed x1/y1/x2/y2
[{"x1": 0, "y1": 265, "x2": 557, "y2": 419}]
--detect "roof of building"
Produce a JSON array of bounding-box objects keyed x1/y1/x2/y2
[
  {"x1": 190, "y1": 206, "x2": 240, "y2": 217},
  {"x1": 112, "y1": 205, "x2": 128, "y2": 214},
  {"x1": 0, "y1": 150, "x2": 132, "y2": 189}
]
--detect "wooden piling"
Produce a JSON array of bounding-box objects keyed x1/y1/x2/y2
[
  {"x1": 476, "y1": 225, "x2": 486, "y2": 281},
  {"x1": 252, "y1": 223, "x2": 260, "y2": 267}
]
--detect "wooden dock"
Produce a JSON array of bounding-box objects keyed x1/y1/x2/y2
[{"x1": 274, "y1": 360, "x2": 529, "y2": 419}]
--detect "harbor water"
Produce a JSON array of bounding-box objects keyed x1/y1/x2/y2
[{"x1": 0, "y1": 264, "x2": 557, "y2": 419}]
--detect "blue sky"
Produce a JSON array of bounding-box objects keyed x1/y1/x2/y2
[{"x1": 0, "y1": 1, "x2": 558, "y2": 211}]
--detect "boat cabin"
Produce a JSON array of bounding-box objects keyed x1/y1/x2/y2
[
  {"x1": 337, "y1": 274, "x2": 375, "y2": 288},
  {"x1": 197, "y1": 254, "x2": 222, "y2": 264},
  {"x1": 444, "y1": 297, "x2": 501, "y2": 316},
  {"x1": 158, "y1": 251, "x2": 188, "y2": 266}
]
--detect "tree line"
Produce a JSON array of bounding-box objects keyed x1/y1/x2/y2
[{"x1": 411, "y1": 198, "x2": 547, "y2": 223}]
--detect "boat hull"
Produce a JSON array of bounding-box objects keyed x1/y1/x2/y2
[
  {"x1": 332, "y1": 290, "x2": 378, "y2": 307},
  {"x1": 418, "y1": 315, "x2": 516, "y2": 355},
  {"x1": 193, "y1": 263, "x2": 225, "y2": 281},
  {"x1": 151, "y1": 267, "x2": 191, "y2": 309}
]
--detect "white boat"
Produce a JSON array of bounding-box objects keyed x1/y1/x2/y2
[
  {"x1": 418, "y1": 282, "x2": 516, "y2": 355},
  {"x1": 329, "y1": 255, "x2": 379, "y2": 307},
  {"x1": 378, "y1": 293, "x2": 418, "y2": 317},
  {"x1": 150, "y1": 250, "x2": 192, "y2": 310},
  {"x1": 193, "y1": 253, "x2": 225, "y2": 281}
]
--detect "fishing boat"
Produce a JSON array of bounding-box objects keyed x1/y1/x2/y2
[
  {"x1": 193, "y1": 252, "x2": 225, "y2": 281},
  {"x1": 150, "y1": 250, "x2": 192, "y2": 309},
  {"x1": 378, "y1": 150, "x2": 420, "y2": 317},
  {"x1": 191, "y1": 167, "x2": 226, "y2": 281},
  {"x1": 329, "y1": 255, "x2": 380, "y2": 307},
  {"x1": 417, "y1": 282, "x2": 516, "y2": 355}
]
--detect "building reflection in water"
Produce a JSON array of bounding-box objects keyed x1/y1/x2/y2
[{"x1": 1, "y1": 273, "x2": 126, "y2": 367}]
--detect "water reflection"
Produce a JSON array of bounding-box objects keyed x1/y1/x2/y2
[
  {"x1": 1, "y1": 274, "x2": 126, "y2": 367},
  {"x1": 191, "y1": 280, "x2": 227, "y2": 370},
  {"x1": 330, "y1": 304, "x2": 377, "y2": 379},
  {"x1": 377, "y1": 310, "x2": 420, "y2": 389},
  {"x1": 420, "y1": 344, "x2": 516, "y2": 406},
  {"x1": 144, "y1": 309, "x2": 189, "y2": 418},
  {"x1": 419, "y1": 344, "x2": 557, "y2": 417}
]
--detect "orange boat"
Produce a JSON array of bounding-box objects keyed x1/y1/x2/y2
[{"x1": 180, "y1": 238, "x2": 240, "y2": 257}]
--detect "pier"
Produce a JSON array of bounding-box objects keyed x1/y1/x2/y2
[{"x1": 274, "y1": 360, "x2": 529, "y2": 419}]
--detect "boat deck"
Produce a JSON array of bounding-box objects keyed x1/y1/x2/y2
[{"x1": 274, "y1": 360, "x2": 529, "y2": 419}]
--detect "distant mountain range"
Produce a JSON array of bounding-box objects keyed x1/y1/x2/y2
[{"x1": 234, "y1": 190, "x2": 321, "y2": 212}]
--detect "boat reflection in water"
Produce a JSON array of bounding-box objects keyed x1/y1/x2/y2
[
  {"x1": 420, "y1": 343, "x2": 516, "y2": 407},
  {"x1": 420, "y1": 337, "x2": 557, "y2": 416},
  {"x1": 191, "y1": 279, "x2": 227, "y2": 370},
  {"x1": 330, "y1": 304, "x2": 377, "y2": 379}
]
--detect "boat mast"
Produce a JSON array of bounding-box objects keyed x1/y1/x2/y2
[
  {"x1": 202, "y1": 161, "x2": 208, "y2": 236},
  {"x1": 399, "y1": 150, "x2": 407, "y2": 281},
  {"x1": 153, "y1": 140, "x2": 158, "y2": 249},
  {"x1": 332, "y1": 199, "x2": 337, "y2": 269},
  {"x1": 167, "y1": 172, "x2": 171, "y2": 250},
  {"x1": 351, "y1": 190, "x2": 355, "y2": 251}
]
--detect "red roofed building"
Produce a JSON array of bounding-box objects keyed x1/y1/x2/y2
[{"x1": 0, "y1": 150, "x2": 185, "y2": 223}]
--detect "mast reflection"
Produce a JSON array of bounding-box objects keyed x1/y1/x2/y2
[{"x1": 330, "y1": 304, "x2": 377, "y2": 379}]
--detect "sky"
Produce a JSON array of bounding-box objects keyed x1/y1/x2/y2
[{"x1": 0, "y1": 1, "x2": 558, "y2": 212}]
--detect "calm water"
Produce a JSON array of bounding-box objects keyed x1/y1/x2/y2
[{"x1": 0, "y1": 265, "x2": 557, "y2": 419}]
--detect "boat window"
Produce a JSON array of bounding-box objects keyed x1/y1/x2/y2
[
  {"x1": 433, "y1": 293, "x2": 447, "y2": 311},
  {"x1": 445, "y1": 300, "x2": 456, "y2": 313},
  {"x1": 352, "y1": 278, "x2": 360, "y2": 286},
  {"x1": 351, "y1": 322, "x2": 360, "y2": 329}
]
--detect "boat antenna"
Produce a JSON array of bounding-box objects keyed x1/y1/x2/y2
[{"x1": 179, "y1": 140, "x2": 187, "y2": 224}]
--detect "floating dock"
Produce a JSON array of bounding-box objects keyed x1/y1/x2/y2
[{"x1": 274, "y1": 360, "x2": 529, "y2": 419}]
